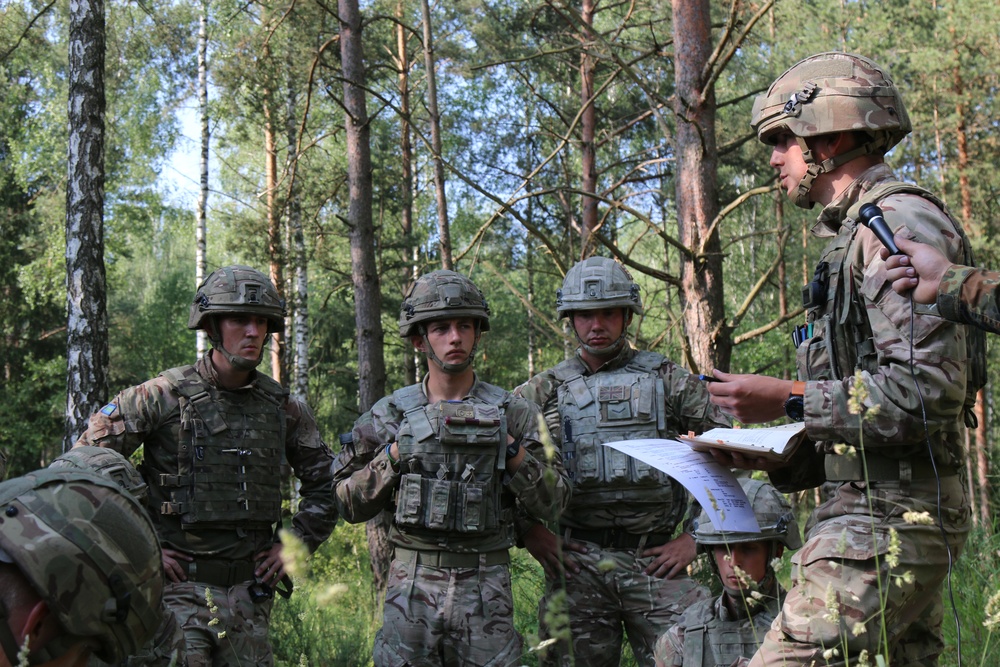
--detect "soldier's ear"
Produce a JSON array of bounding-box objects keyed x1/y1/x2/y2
[{"x1": 411, "y1": 335, "x2": 425, "y2": 352}]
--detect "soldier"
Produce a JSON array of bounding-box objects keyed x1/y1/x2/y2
[
  {"x1": 517, "y1": 256, "x2": 728, "y2": 667},
  {"x1": 75, "y1": 265, "x2": 338, "y2": 667},
  {"x1": 0, "y1": 468, "x2": 163, "y2": 667},
  {"x1": 334, "y1": 269, "x2": 572, "y2": 667},
  {"x1": 883, "y1": 234, "x2": 1000, "y2": 334},
  {"x1": 653, "y1": 478, "x2": 802, "y2": 667},
  {"x1": 49, "y1": 446, "x2": 186, "y2": 667},
  {"x1": 704, "y1": 53, "x2": 980, "y2": 666}
]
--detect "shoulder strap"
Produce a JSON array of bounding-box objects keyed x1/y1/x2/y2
[
  {"x1": 473, "y1": 381, "x2": 510, "y2": 406},
  {"x1": 626, "y1": 350, "x2": 665, "y2": 373},
  {"x1": 159, "y1": 366, "x2": 227, "y2": 435},
  {"x1": 549, "y1": 357, "x2": 588, "y2": 383},
  {"x1": 252, "y1": 372, "x2": 290, "y2": 407},
  {"x1": 392, "y1": 384, "x2": 428, "y2": 413}
]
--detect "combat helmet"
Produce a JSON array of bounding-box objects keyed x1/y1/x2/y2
[
  {"x1": 557, "y1": 257, "x2": 642, "y2": 356},
  {"x1": 50, "y1": 445, "x2": 148, "y2": 503},
  {"x1": 0, "y1": 469, "x2": 163, "y2": 665},
  {"x1": 751, "y1": 52, "x2": 911, "y2": 208},
  {"x1": 695, "y1": 478, "x2": 801, "y2": 551},
  {"x1": 189, "y1": 265, "x2": 285, "y2": 371}
]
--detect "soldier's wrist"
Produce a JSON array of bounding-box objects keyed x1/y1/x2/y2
[{"x1": 385, "y1": 443, "x2": 399, "y2": 468}]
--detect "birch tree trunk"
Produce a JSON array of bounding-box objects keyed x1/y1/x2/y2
[
  {"x1": 420, "y1": 0, "x2": 452, "y2": 269},
  {"x1": 196, "y1": 1, "x2": 209, "y2": 359},
  {"x1": 64, "y1": 0, "x2": 108, "y2": 450},
  {"x1": 286, "y1": 53, "x2": 308, "y2": 402},
  {"x1": 672, "y1": 0, "x2": 728, "y2": 373},
  {"x1": 339, "y1": 0, "x2": 391, "y2": 594}
]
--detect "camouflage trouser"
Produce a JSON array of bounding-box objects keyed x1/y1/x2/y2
[
  {"x1": 538, "y1": 544, "x2": 710, "y2": 667},
  {"x1": 749, "y1": 476, "x2": 970, "y2": 667},
  {"x1": 163, "y1": 580, "x2": 273, "y2": 667},
  {"x1": 125, "y1": 603, "x2": 187, "y2": 666},
  {"x1": 373, "y1": 556, "x2": 521, "y2": 667}
]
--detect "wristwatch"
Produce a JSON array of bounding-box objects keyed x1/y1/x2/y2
[{"x1": 783, "y1": 381, "x2": 806, "y2": 422}]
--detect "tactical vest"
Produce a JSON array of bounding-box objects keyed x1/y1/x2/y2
[
  {"x1": 392, "y1": 384, "x2": 512, "y2": 545},
  {"x1": 681, "y1": 595, "x2": 780, "y2": 667},
  {"x1": 151, "y1": 366, "x2": 286, "y2": 531},
  {"x1": 799, "y1": 181, "x2": 986, "y2": 430},
  {"x1": 554, "y1": 351, "x2": 685, "y2": 514}
]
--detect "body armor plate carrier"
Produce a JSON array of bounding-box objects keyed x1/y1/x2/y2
[
  {"x1": 556, "y1": 350, "x2": 684, "y2": 513},
  {"x1": 153, "y1": 366, "x2": 286, "y2": 530},
  {"x1": 393, "y1": 384, "x2": 511, "y2": 543},
  {"x1": 681, "y1": 594, "x2": 781, "y2": 667}
]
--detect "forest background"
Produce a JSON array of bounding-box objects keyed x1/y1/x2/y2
[{"x1": 2, "y1": 0, "x2": 1000, "y2": 664}]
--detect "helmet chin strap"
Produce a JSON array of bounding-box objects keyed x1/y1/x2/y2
[
  {"x1": 574, "y1": 309, "x2": 631, "y2": 357},
  {"x1": 420, "y1": 324, "x2": 481, "y2": 375},
  {"x1": 792, "y1": 134, "x2": 888, "y2": 209},
  {"x1": 206, "y1": 319, "x2": 264, "y2": 372}
]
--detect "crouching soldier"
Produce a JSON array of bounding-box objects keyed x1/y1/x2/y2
[{"x1": 654, "y1": 478, "x2": 802, "y2": 667}]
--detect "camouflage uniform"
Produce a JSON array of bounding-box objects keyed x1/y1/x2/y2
[
  {"x1": 337, "y1": 377, "x2": 570, "y2": 666},
  {"x1": 935, "y1": 265, "x2": 1000, "y2": 333},
  {"x1": 654, "y1": 479, "x2": 801, "y2": 667},
  {"x1": 50, "y1": 446, "x2": 187, "y2": 667},
  {"x1": 0, "y1": 469, "x2": 164, "y2": 666},
  {"x1": 748, "y1": 54, "x2": 976, "y2": 667},
  {"x1": 519, "y1": 341, "x2": 727, "y2": 667},
  {"x1": 76, "y1": 266, "x2": 338, "y2": 667},
  {"x1": 335, "y1": 270, "x2": 572, "y2": 667}
]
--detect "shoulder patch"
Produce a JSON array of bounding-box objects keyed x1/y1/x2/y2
[{"x1": 100, "y1": 403, "x2": 118, "y2": 416}]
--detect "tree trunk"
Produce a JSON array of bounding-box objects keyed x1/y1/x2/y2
[
  {"x1": 286, "y1": 51, "x2": 308, "y2": 403},
  {"x1": 196, "y1": 2, "x2": 209, "y2": 360},
  {"x1": 398, "y1": 0, "x2": 417, "y2": 386},
  {"x1": 579, "y1": 0, "x2": 597, "y2": 255},
  {"x1": 420, "y1": 0, "x2": 452, "y2": 269},
  {"x1": 263, "y1": 87, "x2": 285, "y2": 384},
  {"x1": 975, "y1": 388, "x2": 989, "y2": 528},
  {"x1": 65, "y1": 0, "x2": 108, "y2": 450},
  {"x1": 339, "y1": 0, "x2": 391, "y2": 595},
  {"x1": 671, "y1": 0, "x2": 728, "y2": 373}
]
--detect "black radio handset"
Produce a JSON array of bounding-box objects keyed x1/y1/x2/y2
[{"x1": 858, "y1": 203, "x2": 900, "y2": 255}]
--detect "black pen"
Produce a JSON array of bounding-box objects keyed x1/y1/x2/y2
[{"x1": 697, "y1": 374, "x2": 721, "y2": 383}]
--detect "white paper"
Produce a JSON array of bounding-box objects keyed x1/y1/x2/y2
[{"x1": 602, "y1": 439, "x2": 760, "y2": 533}]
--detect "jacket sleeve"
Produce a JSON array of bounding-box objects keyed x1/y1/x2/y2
[
  {"x1": 284, "y1": 397, "x2": 339, "y2": 552},
  {"x1": 937, "y1": 264, "x2": 1000, "y2": 334},
  {"x1": 803, "y1": 194, "x2": 969, "y2": 451},
  {"x1": 512, "y1": 374, "x2": 565, "y2": 537},
  {"x1": 73, "y1": 378, "x2": 174, "y2": 455},
  {"x1": 333, "y1": 399, "x2": 401, "y2": 523},
  {"x1": 503, "y1": 396, "x2": 572, "y2": 524},
  {"x1": 659, "y1": 362, "x2": 732, "y2": 436}
]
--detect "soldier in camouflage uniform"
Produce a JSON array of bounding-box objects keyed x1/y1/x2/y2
[
  {"x1": 705, "y1": 53, "x2": 980, "y2": 666},
  {"x1": 75, "y1": 265, "x2": 338, "y2": 667},
  {"x1": 516, "y1": 256, "x2": 727, "y2": 667},
  {"x1": 884, "y1": 235, "x2": 1000, "y2": 334},
  {"x1": 335, "y1": 269, "x2": 571, "y2": 667},
  {"x1": 50, "y1": 446, "x2": 186, "y2": 667},
  {"x1": 0, "y1": 468, "x2": 163, "y2": 667},
  {"x1": 653, "y1": 479, "x2": 802, "y2": 667}
]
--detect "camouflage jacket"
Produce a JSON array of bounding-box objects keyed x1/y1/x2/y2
[
  {"x1": 657, "y1": 583, "x2": 783, "y2": 667},
  {"x1": 937, "y1": 264, "x2": 1000, "y2": 334},
  {"x1": 516, "y1": 345, "x2": 729, "y2": 534},
  {"x1": 75, "y1": 353, "x2": 338, "y2": 559},
  {"x1": 776, "y1": 163, "x2": 971, "y2": 491},
  {"x1": 334, "y1": 375, "x2": 571, "y2": 554}
]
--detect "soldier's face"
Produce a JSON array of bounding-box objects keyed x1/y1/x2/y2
[
  {"x1": 571, "y1": 308, "x2": 626, "y2": 350},
  {"x1": 218, "y1": 315, "x2": 269, "y2": 362},
  {"x1": 770, "y1": 133, "x2": 809, "y2": 198},
  {"x1": 417, "y1": 318, "x2": 478, "y2": 362},
  {"x1": 712, "y1": 541, "x2": 771, "y2": 590}
]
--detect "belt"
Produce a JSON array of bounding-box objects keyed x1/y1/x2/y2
[
  {"x1": 561, "y1": 526, "x2": 673, "y2": 550},
  {"x1": 394, "y1": 547, "x2": 509, "y2": 568},
  {"x1": 825, "y1": 453, "x2": 958, "y2": 482},
  {"x1": 181, "y1": 558, "x2": 256, "y2": 588}
]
